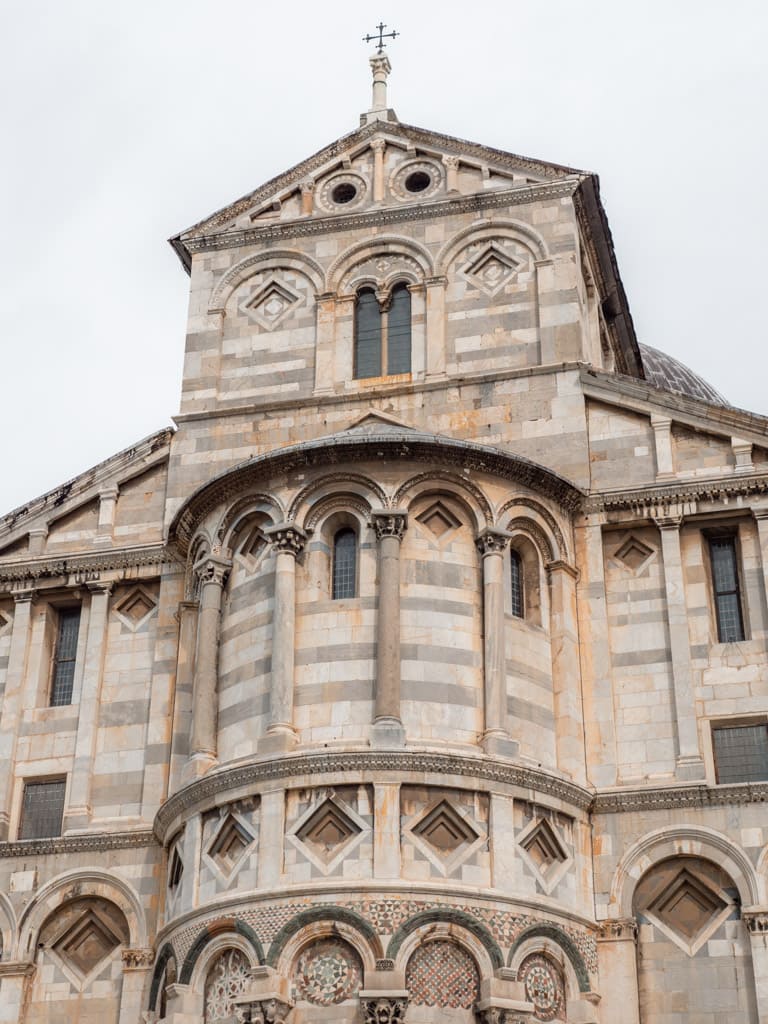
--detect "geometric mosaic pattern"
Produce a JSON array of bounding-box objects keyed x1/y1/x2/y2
[
  {"x1": 204, "y1": 948, "x2": 250, "y2": 1024},
  {"x1": 292, "y1": 938, "x2": 363, "y2": 1005},
  {"x1": 518, "y1": 953, "x2": 566, "y2": 1022},
  {"x1": 405, "y1": 940, "x2": 480, "y2": 1008}
]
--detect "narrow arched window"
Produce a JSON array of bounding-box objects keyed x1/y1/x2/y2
[
  {"x1": 353, "y1": 283, "x2": 412, "y2": 379},
  {"x1": 332, "y1": 528, "x2": 357, "y2": 599},
  {"x1": 510, "y1": 549, "x2": 524, "y2": 619},
  {"x1": 354, "y1": 288, "x2": 382, "y2": 379},
  {"x1": 387, "y1": 283, "x2": 412, "y2": 374}
]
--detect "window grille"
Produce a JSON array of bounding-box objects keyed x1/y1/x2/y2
[
  {"x1": 50, "y1": 607, "x2": 81, "y2": 706},
  {"x1": 332, "y1": 529, "x2": 357, "y2": 600},
  {"x1": 510, "y1": 549, "x2": 524, "y2": 619},
  {"x1": 709, "y1": 536, "x2": 745, "y2": 642},
  {"x1": 353, "y1": 289, "x2": 382, "y2": 379},
  {"x1": 387, "y1": 284, "x2": 412, "y2": 374},
  {"x1": 712, "y1": 723, "x2": 768, "y2": 783},
  {"x1": 19, "y1": 779, "x2": 66, "y2": 839}
]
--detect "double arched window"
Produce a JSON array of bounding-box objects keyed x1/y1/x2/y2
[{"x1": 354, "y1": 284, "x2": 411, "y2": 379}]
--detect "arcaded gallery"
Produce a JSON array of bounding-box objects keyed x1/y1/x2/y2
[{"x1": 1, "y1": 49, "x2": 768, "y2": 1024}]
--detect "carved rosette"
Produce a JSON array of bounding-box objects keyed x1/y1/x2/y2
[
  {"x1": 248, "y1": 997, "x2": 292, "y2": 1024},
  {"x1": 475, "y1": 528, "x2": 510, "y2": 557},
  {"x1": 371, "y1": 511, "x2": 408, "y2": 542},
  {"x1": 268, "y1": 525, "x2": 307, "y2": 558},
  {"x1": 361, "y1": 996, "x2": 409, "y2": 1024}
]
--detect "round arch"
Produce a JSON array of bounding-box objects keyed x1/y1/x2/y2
[
  {"x1": 288, "y1": 472, "x2": 387, "y2": 525},
  {"x1": 209, "y1": 250, "x2": 325, "y2": 313},
  {"x1": 386, "y1": 908, "x2": 503, "y2": 971},
  {"x1": 393, "y1": 471, "x2": 492, "y2": 530},
  {"x1": 328, "y1": 235, "x2": 434, "y2": 292},
  {"x1": 505, "y1": 515, "x2": 555, "y2": 564},
  {"x1": 267, "y1": 906, "x2": 382, "y2": 968},
  {"x1": 216, "y1": 494, "x2": 284, "y2": 551},
  {"x1": 18, "y1": 868, "x2": 147, "y2": 957},
  {"x1": 496, "y1": 495, "x2": 569, "y2": 563},
  {"x1": 436, "y1": 219, "x2": 549, "y2": 275},
  {"x1": 507, "y1": 923, "x2": 591, "y2": 993},
  {"x1": 148, "y1": 942, "x2": 177, "y2": 1011},
  {"x1": 181, "y1": 918, "x2": 265, "y2": 985},
  {"x1": 0, "y1": 890, "x2": 17, "y2": 961},
  {"x1": 610, "y1": 824, "x2": 761, "y2": 917}
]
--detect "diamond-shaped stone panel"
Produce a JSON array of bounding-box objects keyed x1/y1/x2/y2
[
  {"x1": 54, "y1": 910, "x2": 121, "y2": 977},
  {"x1": 114, "y1": 586, "x2": 157, "y2": 631},
  {"x1": 296, "y1": 798, "x2": 362, "y2": 863},
  {"x1": 520, "y1": 818, "x2": 568, "y2": 877},
  {"x1": 648, "y1": 868, "x2": 728, "y2": 942},
  {"x1": 462, "y1": 243, "x2": 522, "y2": 296},
  {"x1": 413, "y1": 800, "x2": 480, "y2": 856},
  {"x1": 207, "y1": 814, "x2": 254, "y2": 878},
  {"x1": 416, "y1": 500, "x2": 461, "y2": 541},
  {"x1": 614, "y1": 535, "x2": 655, "y2": 572},
  {"x1": 241, "y1": 278, "x2": 301, "y2": 330}
]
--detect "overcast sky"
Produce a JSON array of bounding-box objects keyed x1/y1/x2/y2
[{"x1": 2, "y1": 0, "x2": 766, "y2": 514}]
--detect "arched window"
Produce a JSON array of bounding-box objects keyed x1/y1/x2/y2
[
  {"x1": 332, "y1": 528, "x2": 357, "y2": 599},
  {"x1": 353, "y1": 283, "x2": 411, "y2": 379},
  {"x1": 510, "y1": 548, "x2": 524, "y2": 618}
]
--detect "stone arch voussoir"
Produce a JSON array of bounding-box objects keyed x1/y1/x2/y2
[
  {"x1": 436, "y1": 218, "x2": 549, "y2": 276},
  {"x1": 180, "y1": 918, "x2": 265, "y2": 985},
  {"x1": 267, "y1": 906, "x2": 382, "y2": 969},
  {"x1": 288, "y1": 473, "x2": 387, "y2": 525},
  {"x1": 496, "y1": 496, "x2": 569, "y2": 563},
  {"x1": 507, "y1": 923, "x2": 590, "y2": 993},
  {"x1": 328, "y1": 235, "x2": 434, "y2": 293},
  {"x1": 393, "y1": 471, "x2": 492, "y2": 530},
  {"x1": 386, "y1": 909, "x2": 503, "y2": 972},
  {"x1": 209, "y1": 250, "x2": 325, "y2": 312}
]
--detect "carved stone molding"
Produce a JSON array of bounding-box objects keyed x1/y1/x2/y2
[
  {"x1": 744, "y1": 912, "x2": 768, "y2": 934},
  {"x1": 594, "y1": 780, "x2": 768, "y2": 814},
  {"x1": 0, "y1": 829, "x2": 156, "y2": 859},
  {"x1": 154, "y1": 750, "x2": 592, "y2": 839},
  {"x1": 361, "y1": 995, "x2": 409, "y2": 1024},
  {"x1": 0, "y1": 544, "x2": 173, "y2": 588},
  {"x1": 122, "y1": 948, "x2": 155, "y2": 969},
  {"x1": 587, "y1": 476, "x2": 768, "y2": 516},
  {"x1": 266, "y1": 524, "x2": 307, "y2": 557},
  {"x1": 596, "y1": 918, "x2": 638, "y2": 941},
  {"x1": 476, "y1": 528, "x2": 510, "y2": 557},
  {"x1": 371, "y1": 510, "x2": 408, "y2": 541}
]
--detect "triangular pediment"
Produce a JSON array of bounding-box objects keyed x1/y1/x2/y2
[
  {"x1": 171, "y1": 120, "x2": 586, "y2": 268},
  {"x1": 343, "y1": 409, "x2": 416, "y2": 434}
]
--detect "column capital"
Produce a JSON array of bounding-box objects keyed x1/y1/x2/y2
[
  {"x1": 122, "y1": 947, "x2": 155, "y2": 969},
  {"x1": 85, "y1": 578, "x2": 114, "y2": 596},
  {"x1": 195, "y1": 554, "x2": 231, "y2": 587},
  {"x1": 371, "y1": 510, "x2": 408, "y2": 541},
  {"x1": 653, "y1": 513, "x2": 683, "y2": 530},
  {"x1": 546, "y1": 559, "x2": 579, "y2": 580},
  {"x1": 360, "y1": 994, "x2": 409, "y2": 1024},
  {"x1": 442, "y1": 154, "x2": 460, "y2": 169},
  {"x1": 744, "y1": 910, "x2": 768, "y2": 934},
  {"x1": 476, "y1": 527, "x2": 510, "y2": 557},
  {"x1": 10, "y1": 583, "x2": 36, "y2": 604},
  {"x1": 596, "y1": 918, "x2": 638, "y2": 941},
  {"x1": 299, "y1": 179, "x2": 315, "y2": 194},
  {"x1": 266, "y1": 523, "x2": 307, "y2": 556},
  {"x1": 371, "y1": 137, "x2": 387, "y2": 152}
]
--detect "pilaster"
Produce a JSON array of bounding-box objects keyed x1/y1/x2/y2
[
  {"x1": 547, "y1": 560, "x2": 586, "y2": 783},
  {"x1": 371, "y1": 138, "x2": 386, "y2": 202},
  {"x1": 0, "y1": 586, "x2": 35, "y2": 839},
  {"x1": 650, "y1": 414, "x2": 674, "y2": 480},
  {"x1": 118, "y1": 949, "x2": 154, "y2": 1024},
  {"x1": 424, "y1": 276, "x2": 447, "y2": 378},
  {"x1": 744, "y1": 912, "x2": 768, "y2": 1023},
  {"x1": 0, "y1": 962, "x2": 35, "y2": 1024},
  {"x1": 595, "y1": 919, "x2": 640, "y2": 1024}
]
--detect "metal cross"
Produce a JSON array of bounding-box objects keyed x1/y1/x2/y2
[{"x1": 363, "y1": 22, "x2": 398, "y2": 54}]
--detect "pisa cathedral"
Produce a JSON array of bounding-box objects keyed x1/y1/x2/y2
[{"x1": 1, "y1": 50, "x2": 768, "y2": 1024}]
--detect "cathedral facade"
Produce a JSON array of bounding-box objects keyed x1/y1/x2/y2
[{"x1": 1, "y1": 55, "x2": 768, "y2": 1024}]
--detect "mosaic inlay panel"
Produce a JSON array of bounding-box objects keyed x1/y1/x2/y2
[
  {"x1": 406, "y1": 940, "x2": 480, "y2": 1009},
  {"x1": 518, "y1": 953, "x2": 566, "y2": 1022},
  {"x1": 293, "y1": 938, "x2": 363, "y2": 1005},
  {"x1": 204, "y1": 948, "x2": 249, "y2": 1024}
]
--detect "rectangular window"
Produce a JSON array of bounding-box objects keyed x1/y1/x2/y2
[
  {"x1": 18, "y1": 778, "x2": 66, "y2": 839},
  {"x1": 50, "y1": 607, "x2": 81, "y2": 706},
  {"x1": 708, "y1": 536, "x2": 745, "y2": 642},
  {"x1": 712, "y1": 723, "x2": 768, "y2": 784}
]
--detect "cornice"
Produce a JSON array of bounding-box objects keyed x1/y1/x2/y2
[
  {"x1": 154, "y1": 751, "x2": 593, "y2": 841},
  {"x1": 584, "y1": 472, "x2": 768, "y2": 517},
  {"x1": 0, "y1": 544, "x2": 179, "y2": 587},
  {"x1": 181, "y1": 181, "x2": 578, "y2": 260},
  {"x1": 0, "y1": 828, "x2": 157, "y2": 859},
  {"x1": 593, "y1": 780, "x2": 768, "y2": 814},
  {"x1": 169, "y1": 432, "x2": 584, "y2": 552}
]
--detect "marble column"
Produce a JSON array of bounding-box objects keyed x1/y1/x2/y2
[
  {"x1": 442, "y1": 153, "x2": 460, "y2": 192},
  {"x1": 371, "y1": 138, "x2": 386, "y2": 201},
  {"x1": 188, "y1": 556, "x2": 230, "y2": 776},
  {"x1": 65, "y1": 580, "x2": 113, "y2": 830},
  {"x1": 476, "y1": 528, "x2": 517, "y2": 758},
  {"x1": 0, "y1": 586, "x2": 35, "y2": 840},
  {"x1": 118, "y1": 948, "x2": 155, "y2": 1024},
  {"x1": 744, "y1": 912, "x2": 768, "y2": 1024},
  {"x1": 299, "y1": 179, "x2": 314, "y2": 215},
  {"x1": 261, "y1": 525, "x2": 306, "y2": 753},
  {"x1": 654, "y1": 512, "x2": 705, "y2": 779},
  {"x1": 595, "y1": 920, "x2": 640, "y2": 1024},
  {"x1": 371, "y1": 511, "x2": 407, "y2": 748}
]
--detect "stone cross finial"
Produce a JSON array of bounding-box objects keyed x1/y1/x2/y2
[{"x1": 363, "y1": 21, "x2": 398, "y2": 53}]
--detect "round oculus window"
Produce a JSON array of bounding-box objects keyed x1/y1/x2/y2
[
  {"x1": 331, "y1": 182, "x2": 357, "y2": 204},
  {"x1": 404, "y1": 170, "x2": 432, "y2": 193}
]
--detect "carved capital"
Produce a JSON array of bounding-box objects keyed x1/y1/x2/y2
[
  {"x1": 361, "y1": 996, "x2": 409, "y2": 1024},
  {"x1": 10, "y1": 583, "x2": 36, "y2": 604},
  {"x1": 371, "y1": 138, "x2": 386, "y2": 152},
  {"x1": 744, "y1": 911, "x2": 768, "y2": 934},
  {"x1": 369, "y1": 53, "x2": 392, "y2": 76},
  {"x1": 266, "y1": 524, "x2": 307, "y2": 557},
  {"x1": 196, "y1": 556, "x2": 231, "y2": 588},
  {"x1": 85, "y1": 578, "x2": 114, "y2": 596},
  {"x1": 476, "y1": 528, "x2": 510, "y2": 557},
  {"x1": 597, "y1": 918, "x2": 638, "y2": 941},
  {"x1": 250, "y1": 998, "x2": 292, "y2": 1024},
  {"x1": 299, "y1": 180, "x2": 315, "y2": 195},
  {"x1": 371, "y1": 510, "x2": 408, "y2": 541},
  {"x1": 653, "y1": 513, "x2": 683, "y2": 531},
  {"x1": 442, "y1": 154, "x2": 460, "y2": 169},
  {"x1": 122, "y1": 947, "x2": 155, "y2": 969}
]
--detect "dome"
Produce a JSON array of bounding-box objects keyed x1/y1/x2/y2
[{"x1": 639, "y1": 343, "x2": 728, "y2": 406}]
